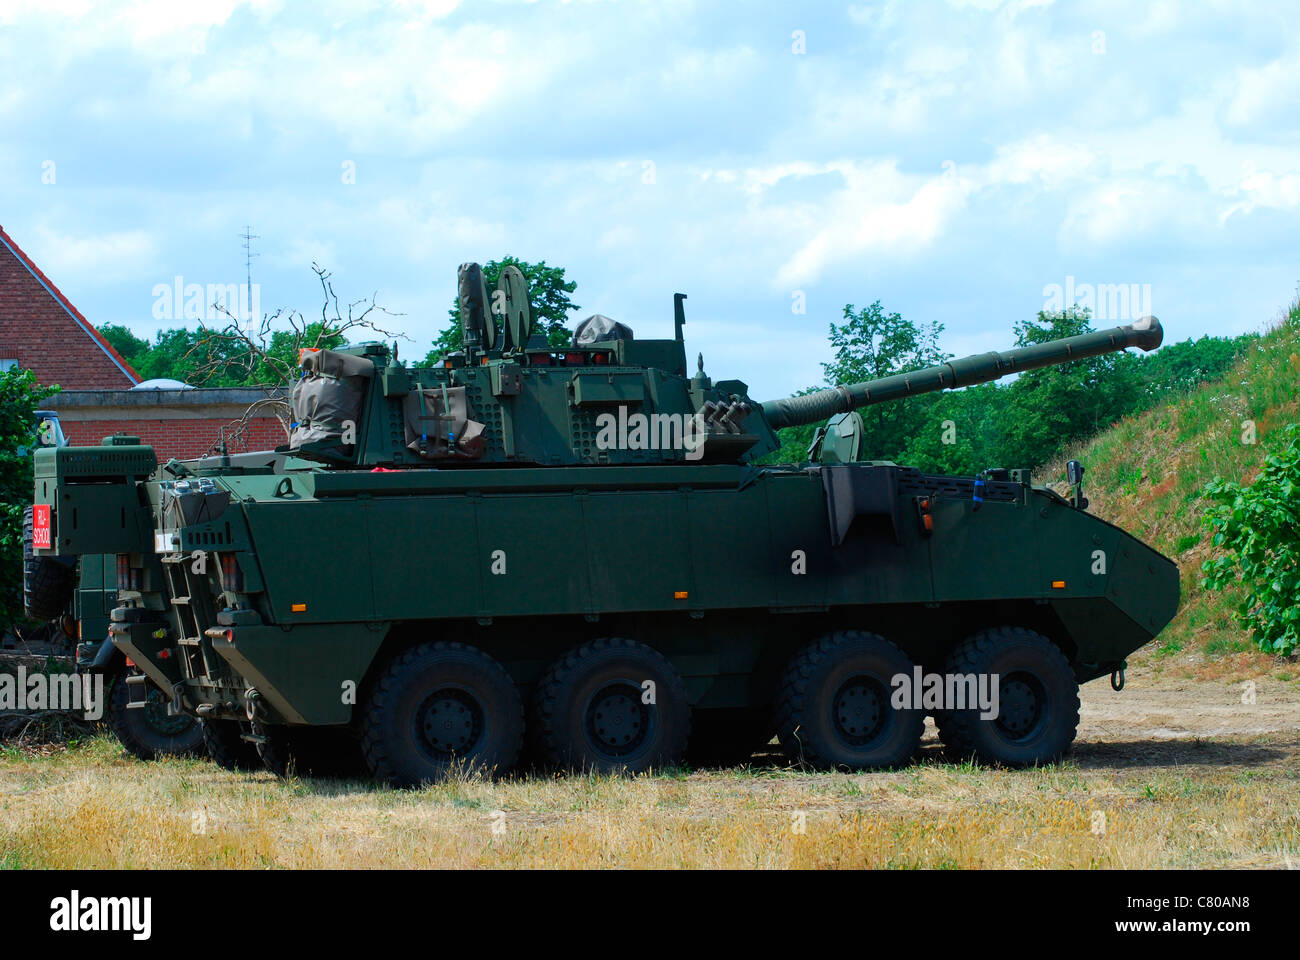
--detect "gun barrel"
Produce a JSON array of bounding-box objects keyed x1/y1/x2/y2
[{"x1": 761, "y1": 315, "x2": 1163, "y2": 431}]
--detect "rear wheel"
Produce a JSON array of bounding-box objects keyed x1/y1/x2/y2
[
  {"x1": 775, "y1": 630, "x2": 923, "y2": 770},
  {"x1": 935, "y1": 627, "x2": 1079, "y2": 767},
  {"x1": 200, "y1": 718, "x2": 261, "y2": 771},
  {"x1": 361, "y1": 641, "x2": 524, "y2": 787},
  {"x1": 533, "y1": 638, "x2": 690, "y2": 774},
  {"x1": 108, "y1": 670, "x2": 204, "y2": 760}
]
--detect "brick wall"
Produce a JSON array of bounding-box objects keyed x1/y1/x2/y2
[
  {"x1": 0, "y1": 226, "x2": 139, "y2": 389},
  {"x1": 48, "y1": 388, "x2": 289, "y2": 461},
  {"x1": 61, "y1": 415, "x2": 287, "y2": 460}
]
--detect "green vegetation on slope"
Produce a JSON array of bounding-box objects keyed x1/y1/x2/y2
[
  {"x1": 1202, "y1": 423, "x2": 1300, "y2": 656},
  {"x1": 1042, "y1": 299, "x2": 1300, "y2": 671}
]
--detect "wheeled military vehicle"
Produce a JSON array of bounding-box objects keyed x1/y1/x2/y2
[
  {"x1": 19, "y1": 413, "x2": 202, "y2": 759},
  {"x1": 32, "y1": 264, "x2": 1179, "y2": 784}
]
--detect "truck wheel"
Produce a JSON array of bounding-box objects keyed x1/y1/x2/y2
[
  {"x1": 21, "y1": 505, "x2": 76, "y2": 621},
  {"x1": 361, "y1": 641, "x2": 523, "y2": 787},
  {"x1": 775, "y1": 631, "x2": 923, "y2": 770},
  {"x1": 533, "y1": 637, "x2": 690, "y2": 774},
  {"x1": 257, "y1": 724, "x2": 366, "y2": 779},
  {"x1": 935, "y1": 627, "x2": 1079, "y2": 767},
  {"x1": 200, "y1": 718, "x2": 262, "y2": 771},
  {"x1": 108, "y1": 671, "x2": 204, "y2": 760},
  {"x1": 685, "y1": 707, "x2": 773, "y2": 768}
]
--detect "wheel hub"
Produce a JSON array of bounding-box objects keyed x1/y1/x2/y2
[
  {"x1": 416, "y1": 689, "x2": 483, "y2": 758},
  {"x1": 585, "y1": 682, "x2": 650, "y2": 757},
  {"x1": 833, "y1": 676, "x2": 887, "y2": 746},
  {"x1": 995, "y1": 672, "x2": 1045, "y2": 741}
]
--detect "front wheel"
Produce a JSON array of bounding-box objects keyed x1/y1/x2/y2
[
  {"x1": 108, "y1": 670, "x2": 204, "y2": 760},
  {"x1": 935, "y1": 627, "x2": 1079, "y2": 767},
  {"x1": 775, "y1": 631, "x2": 924, "y2": 770}
]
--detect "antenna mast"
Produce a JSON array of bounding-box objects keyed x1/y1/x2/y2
[{"x1": 240, "y1": 225, "x2": 260, "y2": 330}]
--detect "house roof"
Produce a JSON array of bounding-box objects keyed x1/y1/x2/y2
[{"x1": 0, "y1": 223, "x2": 141, "y2": 384}]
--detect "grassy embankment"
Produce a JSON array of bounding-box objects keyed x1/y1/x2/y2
[{"x1": 1043, "y1": 299, "x2": 1300, "y2": 681}]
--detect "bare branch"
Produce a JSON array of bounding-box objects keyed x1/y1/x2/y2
[{"x1": 179, "y1": 263, "x2": 410, "y2": 455}]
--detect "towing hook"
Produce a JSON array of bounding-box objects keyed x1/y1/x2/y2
[
  {"x1": 1111, "y1": 666, "x2": 1126, "y2": 692},
  {"x1": 244, "y1": 688, "x2": 265, "y2": 722}
]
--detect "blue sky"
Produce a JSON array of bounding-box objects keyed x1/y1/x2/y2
[{"x1": 2, "y1": 0, "x2": 1297, "y2": 398}]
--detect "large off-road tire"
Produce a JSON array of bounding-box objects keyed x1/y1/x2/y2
[
  {"x1": 21, "y1": 505, "x2": 76, "y2": 621},
  {"x1": 108, "y1": 670, "x2": 204, "y2": 760},
  {"x1": 685, "y1": 706, "x2": 774, "y2": 768},
  {"x1": 361, "y1": 641, "x2": 524, "y2": 788},
  {"x1": 775, "y1": 630, "x2": 924, "y2": 770},
  {"x1": 533, "y1": 637, "x2": 690, "y2": 774},
  {"x1": 200, "y1": 718, "x2": 262, "y2": 771},
  {"x1": 935, "y1": 627, "x2": 1080, "y2": 767},
  {"x1": 256, "y1": 723, "x2": 366, "y2": 779}
]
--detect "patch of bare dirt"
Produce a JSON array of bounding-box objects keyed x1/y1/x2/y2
[{"x1": 1076, "y1": 669, "x2": 1299, "y2": 741}]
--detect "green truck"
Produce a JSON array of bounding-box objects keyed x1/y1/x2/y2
[
  {"x1": 20, "y1": 411, "x2": 201, "y2": 759},
  {"x1": 31, "y1": 265, "x2": 1179, "y2": 784}
]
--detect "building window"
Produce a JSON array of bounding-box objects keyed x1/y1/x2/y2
[{"x1": 0, "y1": 359, "x2": 18, "y2": 372}]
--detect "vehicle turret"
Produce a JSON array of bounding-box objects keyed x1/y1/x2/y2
[{"x1": 284, "y1": 264, "x2": 1163, "y2": 468}]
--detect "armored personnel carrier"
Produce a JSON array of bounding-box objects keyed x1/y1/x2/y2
[{"x1": 32, "y1": 263, "x2": 1179, "y2": 784}]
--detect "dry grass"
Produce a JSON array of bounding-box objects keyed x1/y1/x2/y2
[{"x1": 2, "y1": 731, "x2": 1296, "y2": 869}]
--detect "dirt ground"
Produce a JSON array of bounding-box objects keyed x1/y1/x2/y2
[{"x1": 1076, "y1": 672, "x2": 1299, "y2": 742}]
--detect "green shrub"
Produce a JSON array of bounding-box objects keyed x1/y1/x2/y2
[
  {"x1": 1201, "y1": 422, "x2": 1300, "y2": 655},
  {"x1": 1, "y1": 368, "x2": 57, "y2": 634}
]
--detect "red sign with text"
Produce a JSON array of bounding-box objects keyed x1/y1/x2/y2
[{"x1": 32, "y1": 504, "x2": 51, "y2": 550}]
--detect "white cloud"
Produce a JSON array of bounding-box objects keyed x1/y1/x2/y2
[
  {"x1": 1223, "y1": 42, "x2": 1300, "y2": 130},
  {"x1": 1220, "y1": 169, "x2": 1300, "y2": 223},
  {"x1": 984, "y1": 134, "x2": 1098, "y2": 189},
  {"x1": 772, "y1": 161, "x2": 976, "y2": 286},
  {"x1": 28, "y1": 225, "x2": 156, "y2": 277}
]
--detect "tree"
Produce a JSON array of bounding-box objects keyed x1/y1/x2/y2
[
  {"x1": 425, "y1": 257, "x2": 579, "y2": 361},
  {"x1": 900, "y1": 384, "x2": 1008, "y2": 476},
  {"x1": 993, "y1": 307, "x2": 1141, "y2": 471},
  {"x1": 0, "y1": 368, "x2": 57, "y2": 634},
  {"x1": 1134, "y1": 333, "x2": 1253, "y2": 399},
  {"x1": 824, "y1": 301, "x2": 948, "y2": 462},
  {"x1": 759, "y1": 301, "x2": 948, "y2": 464},
  {"x1": 98, "y1": 324, "x2": 150, "y2": 372}
]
